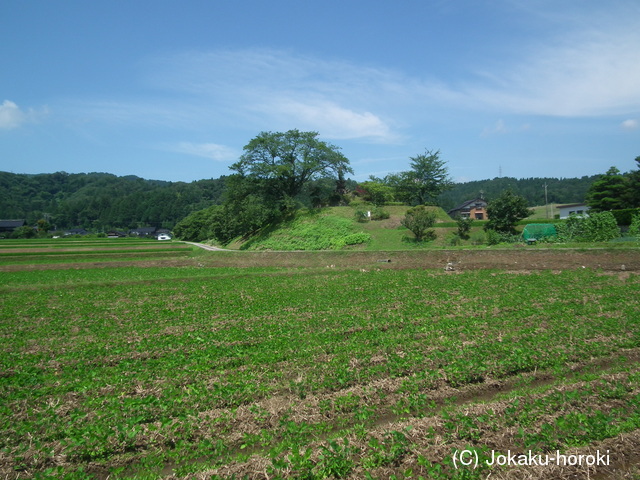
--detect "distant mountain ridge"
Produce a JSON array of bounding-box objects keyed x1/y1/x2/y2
[
  {"x1": 0, "y1": 171, "x2": 227, "y2": 230},
  {"x1": 0, "y1": 171, "x2": 597, "y2": 230},
  {"x1": 437, "y1": 175, "x2": 598, "y2": 211}
]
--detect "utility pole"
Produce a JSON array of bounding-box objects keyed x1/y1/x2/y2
[{"x1": 543, "y1": 183, "x2": 549, "y2": 219}]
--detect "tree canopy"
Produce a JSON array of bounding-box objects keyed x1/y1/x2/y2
[
  {"x1": 230, "y1": 130, "x2": 352, "y2": 200},
  {"x1": 485, "y1": 190, "x2": 533, "y2": 234},
  {"x1": 187, "y1": 130, "x2": 355, "y2": 244},
  {"x1": 404, "y1": 149, "x2": 453, "y2": 205},
  {"x1": 401, "y1": 205, "x2": 437, "y2": 241},
  {"x1": 371, "y1": 149, "x2": 453, "y2": 206},
  {"x1": 586, "y1": 166, "x2": 628, "y2": 212}
]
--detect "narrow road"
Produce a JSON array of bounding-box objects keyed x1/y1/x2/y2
[{"x1": 182, "y1": 241, "x2": 230, "y2": 251}]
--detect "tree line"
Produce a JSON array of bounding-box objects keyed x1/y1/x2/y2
[
  {"x1": 0, "y1": 171, "x2": 226, "y2": 231},
  {"x1": 2, "y1": 135, "x2": 634, "y2": 237}
]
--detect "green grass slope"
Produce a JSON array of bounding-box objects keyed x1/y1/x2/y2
[{"x1": 232, "y1": 206, "x2": 452, "y2": 251}]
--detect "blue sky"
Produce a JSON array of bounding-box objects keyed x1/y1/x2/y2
[{"x1": 1, "y1": 0, "x2": 639, "y2": 183}]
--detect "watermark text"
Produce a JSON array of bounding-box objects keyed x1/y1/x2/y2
[{"x1": 453, "y1": 449, "x2": 610, "y2": 469}]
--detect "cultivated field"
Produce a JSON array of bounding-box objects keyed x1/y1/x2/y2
[{"x1": 1, "y1": 239, "x2": 639, "y2": 479}]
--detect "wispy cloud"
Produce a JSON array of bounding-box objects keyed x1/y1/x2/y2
[
  {"x1": 252, "y1": 99, "x2": 392, "y2": 140},
  {"x1": 143, "y1": 49, "x2": 409, "y2": 142},
  {"x1": 481, "y1": 119, "x2": 531, "y2": 137},
  {"x1": 481, "y1": 119, "x2": 508, "y2": 137},
  {"x1": 58, "y1": 0, "x2": 640, "y2": 152},
  {"x1": 168, "y1": 142, "x2": 238, "y2": 162},
  {"x1": 0, "y1": 100, "x2": 47, "y2": 129},
  {"x1": 465, "y1": 5, "x2": 640, "y2": 117},
  {"x1": 621, "y1": 119, "x2": 638, "y2": 131},
  {"x1": 63, "y1": 99, "x2": 206, "y2": 130}
]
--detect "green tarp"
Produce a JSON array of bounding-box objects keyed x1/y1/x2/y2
[{"x1": 522, "y1": 223, "x2": 557, "y2": 241}]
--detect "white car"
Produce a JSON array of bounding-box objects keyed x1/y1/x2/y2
[{"x1": 157, "y1": 234, "x2": 171, "y2": 241}]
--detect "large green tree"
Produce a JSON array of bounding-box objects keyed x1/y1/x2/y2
[
  {"x1": 230, "y1": 130, "x2": 352, "y2": 201},
  {"x1": 586, "y1": 166, "x2": 628, "y2": 212},
  {"x1": 485, "y1": 190, "x2": 532, "y2": 234},
  {"x1": 375, "y1": 149, "x2": 453, "y2": 205}
]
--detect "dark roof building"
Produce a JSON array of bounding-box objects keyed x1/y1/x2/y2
[
  {"x1": 0, "y1": 219, "x2": 26, "y2": 233},
  {"x1": 64, "y1": 228, "x2": 89, "y2": 236}
]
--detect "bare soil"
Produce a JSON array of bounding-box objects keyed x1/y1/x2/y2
[{"x1": 1, "y1": 247, "x2": 638, "y2": 272}]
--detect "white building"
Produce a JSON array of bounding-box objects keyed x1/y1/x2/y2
[{"x1": 557, "y1": 203, "x2": 590, "y2": 219}]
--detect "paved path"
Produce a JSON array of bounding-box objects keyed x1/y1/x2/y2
[{"x1": 182, "y1": 241, "x2": 230, "y2": 251}]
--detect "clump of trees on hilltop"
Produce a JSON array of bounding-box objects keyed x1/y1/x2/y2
[
  {"x1": 175, "y1": 138, "x2": 460, "y2": 245},
  {"x1": 174, "y1": 130, "x2": 353, "y2": 244},
  {"x1": 360, "y1": 149, "x2": 454, "y2": 206}
]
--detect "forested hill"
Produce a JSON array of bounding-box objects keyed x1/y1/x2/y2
[
  {"x1": 0, "y1": 171, "x2": 227, "y2": 230},
  {"x1": 437, "y1": 175, "x2": 598, "y2": 211},
  {"x1": 0, "y1": 171, "x2": 597, "y2": 231}
]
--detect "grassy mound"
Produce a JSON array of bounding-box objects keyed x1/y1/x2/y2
[
  {"x1": 239, "y1": 210, "x2": 371, "y2": 251},
  {"x1": 234, "y1": 206, "x2": 454, "y2": 251}
]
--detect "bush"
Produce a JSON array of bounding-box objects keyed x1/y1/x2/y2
[
  {"x1": 486, "y1": 229, "x2": 521, "y2": 245},
  {"x1": 610, "y1": 208, "x2": 640, "y2": 226},
  {"x1": 342, "y1": 232, "x2": 371, "y2": 246},
  {"x1": 401, "y1": 205, "x2": 437, "y2": 241},
  {"x1": 470, "y1": 231, "x2": 486, "y2": 245},
  {"x1": 449, "y1": 234, "x2": 462, "y2": 246},
  {"x1": 354, "y1": 209, "x2": 370, "y2": 223},
  {"x1": 456, "y1": 217, "x2": 473, "y2": 239},
  {"x1": 357, "y1": 181, "x2": 394, "y2": 206},
  {"x1": 11, "y1": 226, "x2": 37, "y2": 239},
  {"x1": 370, "y1": 206, "x2": 390, "y2": 220},
  {"x1": 556, "y1": 214, "x2": 585, "y2": 242},
  {"x1": 628, "y1": 214, "x2": 640, "y2": 238},
  {"x1": 243, "y1": 215, "x2": 371, "y2": 250},
  {"x1": 353, "y1": 206, "x2": 389, "y2": 222},
  {"x1": 556, "y1": 212, "x2": 620, "y2": 242},
  {"x1": 485, "y1": 190, "x2": 532, "y2": 234},
  {"x1": 582, "y1": 211, "x2": 620, "y2": 242}
]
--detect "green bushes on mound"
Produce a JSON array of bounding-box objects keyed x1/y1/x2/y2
[{"x1": 242, "y1": 214, "x2": 371, "y2": 251}]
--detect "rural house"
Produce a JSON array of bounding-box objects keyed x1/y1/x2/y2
[
  {"x1": 130, "y1": 227, "x2": 157, "y2": 237},
  {"x1": 64, "y1": 228, "x2": 89, "y2": 236},
  {"x1": 0, "y1": 219, "x2": 26, "y2": 234},
  {"x1": 557, "y1": 203, "x2": 590, "y2": 219},
  {"x1": 447, "y1": 198, "x2": 489, "y2": 220}
]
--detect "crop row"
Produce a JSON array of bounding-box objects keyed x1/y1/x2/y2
[{"x1": 1, "y1": 266, "x2": 638, "y2": 478}]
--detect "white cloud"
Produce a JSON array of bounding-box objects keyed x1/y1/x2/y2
[
  {"x1": 64, "y1": 99, "x2": 205, "y2": 129},
  {"x1": 62, "y1": 2, "x2": 640, "y2": 150},
  {"x1": 169, "y1": 142, "x2": 237, "y2": 162},
  {"x1": 621, "y1": 119, "x2": 639, "y2": 131},
  {"x1": 465, "y1": 7, "x2": 640, "y2": 117},
  {"x1": 0, "y1": 100, "x2": 46, "y2": 129},
  {"x1": 481, "y1": 119, "x2": 508, "y2": 137},
  {"x1": 144, "y1": 49, "x2": 403, "y2": 142},
  {"x1": 480, "y1": 120, "x2": 532, "y2": 137},
  {"x1": 254, "y1": 99, "x2": 392, "y2": 140}
]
